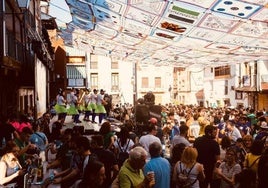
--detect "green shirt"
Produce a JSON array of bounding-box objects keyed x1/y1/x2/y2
[
  {"x1": 103, "y1": 132, "x2": 114, "y2": 149},
  {"x1": 119, "y1": 160, "x2": 145, "y2": 188}
]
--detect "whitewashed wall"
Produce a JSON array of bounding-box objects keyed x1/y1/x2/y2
[{"x1": 35, "y1": 60, "x2": 47, "y2": 118}]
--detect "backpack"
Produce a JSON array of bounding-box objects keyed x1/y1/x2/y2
[
  {"x1": 235, "y1": 156, "x2": 260, "y2": 187},
  {"x1": 177, "y1": 162, "x2": 197, "y2": 188},
  {"x1": 117, "y1": 139, "x2": 130, "y2": 167}
]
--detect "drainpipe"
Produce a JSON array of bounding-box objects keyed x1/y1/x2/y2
[
  {"x1": 85, "y1": 51, "x2": 90, "y2": 88},
  {"x1": 133, "y1": 61, "x2": 137, "y2": 105},
  {"x1": 254, "y1": 61, "x2": 258, "y2": 110},
  {"x1": 0, "y1": 0, "x2": 4, "y2": 61}
]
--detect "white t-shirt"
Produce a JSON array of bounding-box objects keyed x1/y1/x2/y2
[
  {"x1": 83, "y1": 94, "x2": 91, "y2": 104},
  {"x1": 90, "y1": 93, "x2": 97, "y2": 104},
  {"x1": 139, "y1": 134, "x2": 161, "y2": 158},
  {"x1": 96, "y1": 94, "x2": 104, "y2": 105},
  {"x1": 171, "y1": 135, "x2": 191, "y2": 147},
  {"x1": 227, "y1": 127, "x2": 242, "y2": 142}
]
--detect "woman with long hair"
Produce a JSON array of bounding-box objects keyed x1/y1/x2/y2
[
  {"x1": 0, "y1": 141, "x2": 25, "y2": 187},
  {"x1": 72, "y1": 160, "x2": 106, "y2": 188},
  {"x1": 99, "y1": 121, "x2": 115, "y2": 150},
  {"x1": 173, "y1": 147, "x2": 205, "y2": 188}
]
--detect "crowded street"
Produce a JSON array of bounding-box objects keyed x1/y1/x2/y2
[{"x1": 1, "y1": 0, "x2": 268, "y2": 188}]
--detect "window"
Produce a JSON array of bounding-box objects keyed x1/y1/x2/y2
[
  {"x1": 155, "y1": 77, "x2": 161, "y2": 88},
  {"x1": 90, "y1": 73, "x2": 98, "y2": 89},
  {"x1": 111, "y1": 61, "x2": 119, "y2": 69},
  {"x1": 242, "y1": 75, "x2": 250, "y2": 86},
  {"x1": 224, "y1": 80, "x2": 228, "y2": 95},
  {"x1": 244, "y1": 62, "x2": 250, "y2": 75},
  {"x1": 68, "y1": 79, "x2": 84, "y2": 87},
  {"x1": 214, "y1": 66, "x2": 230, "y2": 77},
  {"x1": 224, "y1": 99, "x2": 230, "y2": 106},
  {"x1": 235, "y1": 91, "x2": 242, "y2": 99},
  {"x1": 111, "y1": 73, "x2": 119, "y2": 91},
  {"x1": 90, "y1": 61, "x2": 98, "y2": 69},
  {"x1": 142, "y1": 77, "x2": 149, "y2": 88}
]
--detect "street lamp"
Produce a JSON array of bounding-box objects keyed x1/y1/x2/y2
[{"x1": 16, "y1": 0, "x2": 30, "y2": 9}]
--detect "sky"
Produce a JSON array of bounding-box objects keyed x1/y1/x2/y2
[{"x1": 49, "y1": 0, "x2": 72, "y2": 26}]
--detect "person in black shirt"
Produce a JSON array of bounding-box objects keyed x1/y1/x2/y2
[
  {"x1": 258, "y1": 142, "x2": 268, "y2": 188},
  {"x1": 52, "y1": 136, "x2": 97, "y2": 187},
  {"x1": 193, "y1": 125, "x2": 221, "y2": 188},
  {"x1": 91, "y1": 135, "x2": 119, "y2": 188}
]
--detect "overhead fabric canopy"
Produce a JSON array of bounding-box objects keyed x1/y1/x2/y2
[
  {"x1": 66, "y1": 65, "x2": 86, "y2": 79},
  {"x1": 59, "y1": 0, "x2": 268, "y2": 68}
]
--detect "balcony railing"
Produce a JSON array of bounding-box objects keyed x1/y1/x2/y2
[
  {"x1": 139, "y1": 87, "x2": 166, "y2": 93},
  {"x1": 24, "y1": 10, "x2": 36, "y2": 29}
]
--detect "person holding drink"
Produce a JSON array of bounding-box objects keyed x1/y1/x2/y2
[{"x1": 144, "y1": 142, "x2": 171, "y2": 188}]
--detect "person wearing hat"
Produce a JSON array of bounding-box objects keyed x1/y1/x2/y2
[
  {"x1": 95, "y1": 89, "x2": 107, "y2": 124},
  {"x1": 90, "y1": 89, "x2": 98, "y2": 123},
  {"x1": 255, "y1": 121, "x2": 268, "y2": 140},
  {"x1": 83, "y1": 88, "x2": 92, "y2": 121}
]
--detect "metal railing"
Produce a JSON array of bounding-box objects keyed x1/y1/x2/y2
[{"x1": 24, "y1": 10, "x2": 36, "y2": 29}]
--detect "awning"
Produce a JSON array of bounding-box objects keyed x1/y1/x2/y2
[
  {"x1": 235, "y1": 86, "x2": 257, "y2": 92},
  {"x1": 261, "y1": 83, "x2": 268, "y2": 90},
  {"x1": 261, "y1": 75, "x2": 268, "y2": 90},
  {"x1": 66, "y1": 65, "x2": 86, "y2": 79}
]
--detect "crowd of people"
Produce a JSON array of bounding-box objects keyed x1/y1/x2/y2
[{"x1": 0, "y1": 92, "x2": 268, "y2": 188}]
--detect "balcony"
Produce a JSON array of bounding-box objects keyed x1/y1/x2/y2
[
  {"x1": 24, "y1": 10, "x2": 36, "y2": 29},
  {"x1": 139, "y1": 87, "x2": 166, "y2": 93}
]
